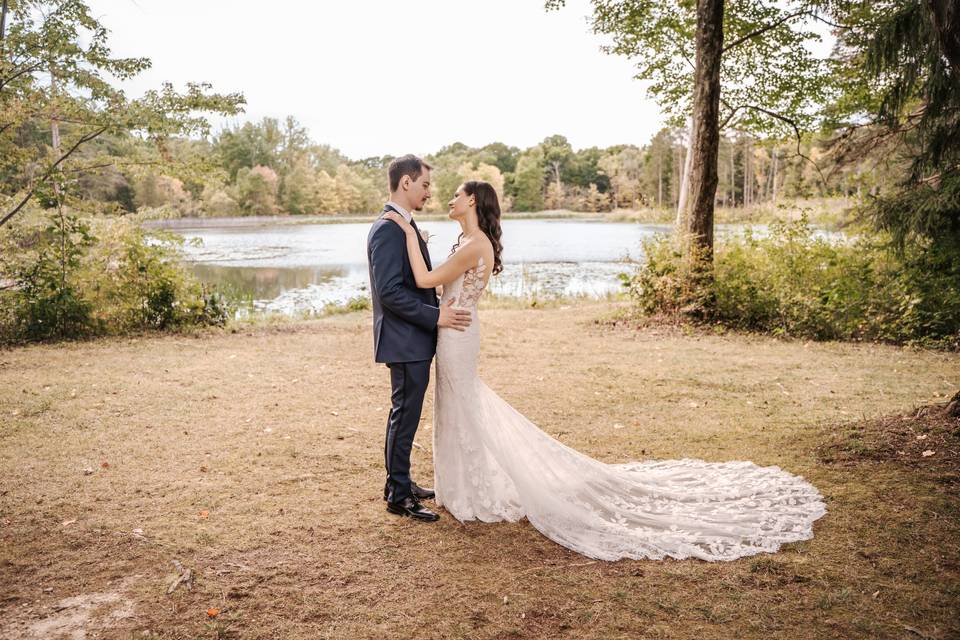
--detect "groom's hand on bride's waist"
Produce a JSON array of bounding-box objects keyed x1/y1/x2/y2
[{"x1": 438, "y1": 299, "x2": 471, "y2": 331}]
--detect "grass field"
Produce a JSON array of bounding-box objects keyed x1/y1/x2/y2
[{"x1": 1, "y1": 303, "x2": 957, "y2": 639}]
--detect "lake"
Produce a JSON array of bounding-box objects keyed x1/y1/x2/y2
[{"x1": 150, "y1": 216, "x2": 826, "y2": 316}]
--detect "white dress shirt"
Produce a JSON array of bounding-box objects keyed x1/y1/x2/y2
[{"x1": 385, "y1": 201, "x2": 412, "y2": 223}]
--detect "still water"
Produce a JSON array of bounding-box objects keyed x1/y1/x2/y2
[{"x1": 151, "y1": 217, "x2": 796, "y2": 316}]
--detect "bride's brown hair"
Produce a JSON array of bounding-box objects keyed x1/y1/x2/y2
[{"x1": 449, "y1": 181, "x2": 504, "y2": 275}]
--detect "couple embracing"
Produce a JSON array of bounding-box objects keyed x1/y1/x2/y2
[{"x1": 366, "y1": 155, "x2": 827, "y2": 562}]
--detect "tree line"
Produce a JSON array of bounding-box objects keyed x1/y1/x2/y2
[{"x1": 23, "y1": 117, "x2": 885, "y2": 220}]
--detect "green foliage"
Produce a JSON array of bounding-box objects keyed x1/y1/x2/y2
[
  {"x1": 819, "y1": 0, "x2": 960, "y2": 254},
  {"x1": 868, "y1": 170, "x2": 960, "y2": 253},
  {"x1": 0, "y1": 0, "x2": 245, "y2": 226},
  {"x1": 9, "y1": 208, "x2": 94, "y2": 340},
  {"x1": 547, "y1": 0, "x2": 831, "y2": 137},
  {"x1": 235, "y1": 165, "x2": 279, "y2": 215},
  {"x1": 621, "y1": 233, "x2": 715, "y2": 319},
  {"x1": 0, "y1": 210, "x2": 229, "y2": 343},
  {"x1": 511, "y1": 147, "x2": 547, "y2": 211},
  {"x1": 624, "y1": 215, "x2": 960, "y2": 348}
]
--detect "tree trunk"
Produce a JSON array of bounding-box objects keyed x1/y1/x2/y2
[
  {"x1": 729, "y1": 137, "x2": 735, "y2": 206},
  {"x1": 742, "y1": 138, "x2": 750, "y2": 207},
  {"x1": 928, "y1": 0, "x2": 960, "y2": 72},
  {"x1": 945, "y1": 390, "x2": 960, "y2": 418},
  {"x1": 657, "y1": 146, "x2": 663, "y2": 208},
  {"x1": 676, "y1": 117, "x2": 695, "y2": 227},
  {"x1": 683, "y1": 0, "x2": 724, "y2": 263},
  {"x1": 771, "y1": 147, "x2": 778, "y2": 204},
  {"x1": 0, "y1": 0, "x2": 8, "y2": 58}
]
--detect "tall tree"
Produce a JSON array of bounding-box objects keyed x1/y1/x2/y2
[
  {"x1": 685, "y1": 0, "x2": 723, "y2": 262},
  {"x1": 546, "y1": 0, "x2": 832, "y2": 280},
  {"x1": 0, "y1": 0, "x2": 244, "y2": 227},
  {"x1": 540, "y1": 134, "x2": 574, "y2": 193},
  {"x1": 510, "y1": 147, "x2": 547, "y2": 211},
  {"x1": 820, "y1": 0, "x2": 960, "y2": 252}
]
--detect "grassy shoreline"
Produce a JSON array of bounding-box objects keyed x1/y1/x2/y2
[{"x1": 141, "y1": 197, "x2": 856, "y2": 229}]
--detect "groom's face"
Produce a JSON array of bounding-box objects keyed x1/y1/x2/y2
[{"x1": 407, "y1": 168, "x2": 432, "y2": 211}]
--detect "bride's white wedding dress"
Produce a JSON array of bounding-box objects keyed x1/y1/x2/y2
[{"x1": 432, "y1": 255, "x2": 827, "y2": 562}]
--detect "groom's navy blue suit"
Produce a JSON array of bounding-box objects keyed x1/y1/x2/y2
[{"x1": 367, "y1": 204, "x2": 440, "y2": 503}]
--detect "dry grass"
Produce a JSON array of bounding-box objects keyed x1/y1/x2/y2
[{"x1": 0, "y1": 303, "x2": 958, "y2": 639}]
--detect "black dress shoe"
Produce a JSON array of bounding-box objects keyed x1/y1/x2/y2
[
  {"x1": 410, "y1": 481, "x2": 435, "y2": 501},
  {"x1": 386, "y1": 496, "x2": 440, "y2": 522}
]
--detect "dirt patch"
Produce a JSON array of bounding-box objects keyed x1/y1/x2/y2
[
  {"x1": 817, "y1": 401, "x2": 960, "y2": 471},
  {"x1": 1, "y1": 303, "x2": 958, "y2": 639},
  {"x1": 2, "y1": 575, "x2": 139, "y2": 640}
]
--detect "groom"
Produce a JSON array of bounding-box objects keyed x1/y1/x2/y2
[{"x1": 367, "y1": 154, "x2": 472, "y2": 522}]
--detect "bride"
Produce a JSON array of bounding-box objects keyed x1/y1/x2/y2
[{"x1": 382, "y1": 181, "x2": 827, "y2": 562}]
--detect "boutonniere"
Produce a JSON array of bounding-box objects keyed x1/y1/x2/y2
[{"x1": 419, "y1": 227, "x2": 432, "y2": 244}]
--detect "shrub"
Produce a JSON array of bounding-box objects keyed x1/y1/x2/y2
[
  {"x1": 0, "y1": 209, "x2": 230, "y2": 344},
  {"x1": 624, "y1": 215, "x2": 960, "y2": 348},
  {"x1": 8, "y1": 210, "x2": 95, "y2": 340}
]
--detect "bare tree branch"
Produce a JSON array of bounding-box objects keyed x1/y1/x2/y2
[
  {"x1": 724, "y1": 100, "x2": 828, "y2": 186},
  {"x1": 62, "y1": 159, "x2": 165, "y2": 174},
  {"x1": 0, "y1": 126, "x2": 107, "y2": 228},
  {"x1": 0, "y1": 60, "x2": 44, "y2": 92},
  {"x1": 724, "y1": 10, "x2": 853, "y2": 55},
  {"x1": 724, "y1": 10, "x2": 806, "y2": 54},
  {"x1": 719, "y1": 104, "x2": 743, "y2": 131}
]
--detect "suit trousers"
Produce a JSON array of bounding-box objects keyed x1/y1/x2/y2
[{"x1": 384, "y1": 359, "x2": 431, "y2": 503}]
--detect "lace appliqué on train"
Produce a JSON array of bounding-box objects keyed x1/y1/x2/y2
[{"x1": 431, "y1": 253, "x2": 828, "y2": 561}]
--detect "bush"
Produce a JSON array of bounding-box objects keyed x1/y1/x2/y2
[
  {"x1": 0, "y1": 209, "x2": 230, "y2": 344},
  {"x1": 8, "y1": 210, "x2": 95, "y2": 340},
  {"x1": 624, "y1": 215, "x2": 960, "y2": 348}
]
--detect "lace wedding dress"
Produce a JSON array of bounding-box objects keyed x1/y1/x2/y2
[{"x1": 432, "y1": 256, "x2": 827, "y2": 562}]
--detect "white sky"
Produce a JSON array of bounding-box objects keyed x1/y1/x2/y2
[{"x1": 84, "y1": 0, "x2": 665, "y2": 159}]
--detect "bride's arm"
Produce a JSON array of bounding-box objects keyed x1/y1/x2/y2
[{"x1": 384, "y1": 214, "x2": 481, "y2": 289}]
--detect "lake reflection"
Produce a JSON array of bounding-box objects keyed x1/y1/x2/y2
[
  {"x1": 191, "y1": 263, "x2": 350, "y2": 300},
  {"x1": 155, "y1": 217, "x2": 840, "y2": 316}
]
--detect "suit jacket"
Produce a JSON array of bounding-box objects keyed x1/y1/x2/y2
[{"x1": 367, "y1": 205, "x2": 440, "y2": 363}]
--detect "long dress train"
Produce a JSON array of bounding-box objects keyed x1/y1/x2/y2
[{"x1": 432, "y1": 256, "x2": 827, "y2": 562}]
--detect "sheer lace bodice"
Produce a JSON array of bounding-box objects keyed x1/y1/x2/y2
[
  {"x1": 432, "y1": 256, "x2": 827, "y2": 562},
  {"x1": 442, "y1": 255, "x2": 488, "y2": 310}
]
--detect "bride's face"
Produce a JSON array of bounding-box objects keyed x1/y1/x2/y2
[{"x1": 447, "y1": 184, "x2": 475, "y2": 222}]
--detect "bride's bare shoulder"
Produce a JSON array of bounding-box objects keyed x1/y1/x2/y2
[{"x1": 461, "y1": 234, "x2": 494, "y2": 268}]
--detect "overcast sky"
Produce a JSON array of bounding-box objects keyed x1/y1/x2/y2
[{"x1": 84, "y1": 0, "x2": 665, "y2": 159}]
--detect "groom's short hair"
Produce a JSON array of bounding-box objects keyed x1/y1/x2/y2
[{"x1": 388, "y1": 154, "x2": 432, "y2": 192}]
